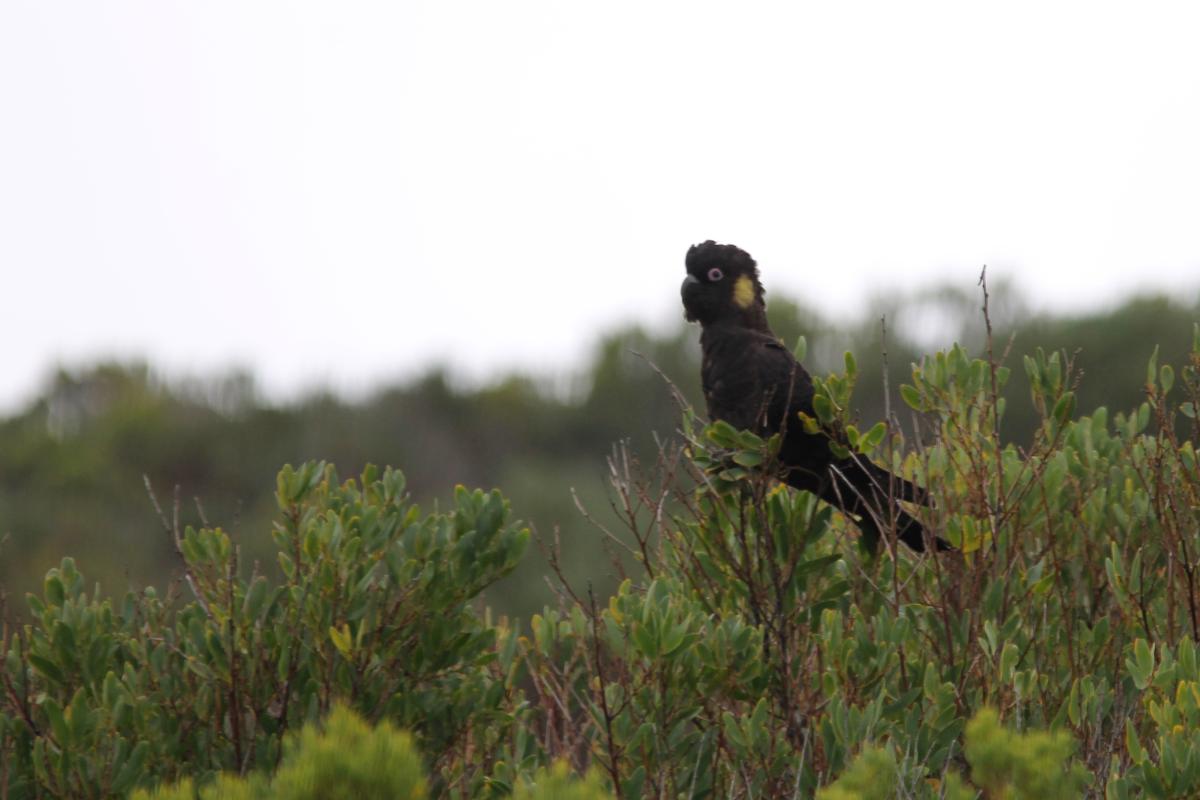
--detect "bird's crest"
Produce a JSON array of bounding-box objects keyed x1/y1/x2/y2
[{"x1": 685, "y1": 240, "x2": 759, "y2": 281}]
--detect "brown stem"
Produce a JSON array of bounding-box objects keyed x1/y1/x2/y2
[{"x1": 587, "y1": 586, "x2": 624, "y2": 799}]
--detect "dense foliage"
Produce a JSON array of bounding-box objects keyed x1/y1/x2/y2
[
  {"x1": 2, "y1": 285, "x2": 1198, "y2": 622},
  {"x1": 3, "y1": 315, "x2": 1200, "y2": 796},
  {"x1": 1, "y1": 465, "x2": 530, "y2": 797},
  {"x1": 133, "y1": 704, "x2": 611, "y2": 800},
  {"x1": 132, "y1": 704, "x2": 429, "y2": 800},
  {"x1": 508, "y1": 326, "x2": 1200, "y2": 798}
]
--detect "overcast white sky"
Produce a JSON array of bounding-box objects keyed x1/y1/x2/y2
[{"x1": 2, "y1": 2, "x2": 1199, "y2": 411}]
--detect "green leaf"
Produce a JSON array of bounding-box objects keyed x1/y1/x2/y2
[
  {"x1": 111, "y1": 741, "x2": 150, "y2": 793},
  {"x1": 793, "y1": 335, "x2": 808, "y2": 362},
  {"x1": 900, "y1": 384, "x2": 923, "y2": 411},
  {"x1": 1160, "y1": 364, "x2": 1175, "y2": 394},
  {"x1": 1046, "y1": 351, "x2": 1063, "y2": 393},
  {"x1": 44, "y1": 698, "x2": 69, "y2": 745},
  {"x1": 736, "y1": 429, "x2": 765, "y2": 449},
  {"x1": 632, "y1": 622, "x2": 657, "y2": 657},
  {"x1": 329, "y1": 624, "x2": 353, "y2": 658},
  {"x1": 28, "y1": 654, "x2": 64, "y2": 684},
  {"x1": 732, "y1": 449, "x2": 764, "y2": 468},
  {"x1": 243, "y1": 575, "x2": 270, "y2": 620},
  {"x1": 882, "y1": 686, "x2": 923, "y2": 717},
  {"x1": 999, "y1": 642, "x2": 1019, "y2": 683},
  {"x1": 621, "y1": 766, "x2": 646, "y2": 799},
  {"x1": 707, "y1": 420, "x2": 742, "y2": 448},
  {"x1": 860, "y1": 421, "x2": 887, "y2": 451},
  {"x1": 44, "y1": 574, "x2": 65, "y2": 607},
  {"x1": 820, "y1": 580, "x2": 850, "y2": 602},
  {"x1": 922, "y1": 664, "x2": 940, "y2": 701},
  {"x1": 1023, "y1": 354, "x2": 1040, "y2": 386},
  {"x1": 661, "y1": 622, "x2": 689, "y2": 656},
  {"x1": 1127, "y1": 639, "x2": 1155, "y2": 690},
  {"x1": 1052, "y1": 392, "x2": 1076, "y2": 426},
  {"x1": 68, "y1": 686, "x2": 94, "y2": 743},
  {"x1": 475, "y1": 490, "x2": 505, "y2": 538},
  {"x1": 813, "y1": 393, "x2": 834, "y2": 424},
  {"x1": 795, "y1": 554, "x2": 842, "y2": 578},
  {"x1": 1126, "y1": 719, "x2": 1146, "y2": 765},
  {"x1": 102, "y1": 670, "x2": 120, "y2": 709}
]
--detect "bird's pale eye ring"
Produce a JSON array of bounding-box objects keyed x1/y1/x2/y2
[{"x1": 707, "y1": 267, "x2": 724, "y2": 282}]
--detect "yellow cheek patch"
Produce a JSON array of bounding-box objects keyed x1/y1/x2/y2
[{"x1": 733, "y1": 275, "x2": 756, "y2": 309}]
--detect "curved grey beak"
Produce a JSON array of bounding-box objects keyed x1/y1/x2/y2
[{"x1": 681, "y1": 274, "x2": 701, "y2": 321}]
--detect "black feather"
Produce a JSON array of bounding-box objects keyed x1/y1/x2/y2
[{"x1": 682, "y1": 241, "x2": 948, "y2": 553}]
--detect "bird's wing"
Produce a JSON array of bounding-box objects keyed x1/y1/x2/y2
[
  {"x1": 703, "y1": 328, "x2": 941, "y2": 551},
  {"x1": 701, "y1": 329, "x2": 815, "y2": 434},
  {"x1": 758, "y1": 339, "x2": 818, "y2": 432}
]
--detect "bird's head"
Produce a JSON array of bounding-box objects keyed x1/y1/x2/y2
[{"x1": 681, "y1": 240, "x2": 768, "y2": 329}]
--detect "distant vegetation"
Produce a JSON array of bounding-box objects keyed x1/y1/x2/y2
[
  {"x1": 1, "y1": 282, "x2": 1198, "y2": 622},
  {"x1": 4, "y1": 316, "x2": 1200, "y2": 795}
]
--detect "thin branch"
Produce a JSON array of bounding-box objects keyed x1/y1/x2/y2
[{"x1": 144, "y1": 475, "x2": 215, "y2": 621}]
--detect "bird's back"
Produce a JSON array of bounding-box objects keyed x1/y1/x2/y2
[{"x1": 699, "y1": 323, "x2": 833, "y2": 482}]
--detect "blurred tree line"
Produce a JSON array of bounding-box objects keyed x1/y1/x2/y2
[{"x1": 1, "y1": 282, "x2": 1197, "y2": 620}]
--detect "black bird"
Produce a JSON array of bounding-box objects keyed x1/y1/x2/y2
[{"x1": 681, "y1": 240, "x2": 944, "y2": 553}]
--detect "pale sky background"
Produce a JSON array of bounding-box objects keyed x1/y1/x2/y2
[{"x1": 2, "y1": 2, "x2": 1199, "y2": 412}]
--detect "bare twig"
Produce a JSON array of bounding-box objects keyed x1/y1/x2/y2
[
  {"x1": 978, "y1": 266, "x2": 1006, "y2": 549},
  {"x1": 144, "y1": 475, "x2": 215, "y2": 621},
  {"x1": 587, "y1": 585, "x2": 624, "y2": 798}
]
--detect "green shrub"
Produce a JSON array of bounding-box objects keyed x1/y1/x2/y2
[
  {"x1": 133, "y1": 704, "x2": 424, "y2": 800},
  {"x1": 1, "y1": 464, "x2": 529, "y2": 797},
  {"x1": 964, "y1": 708, "x2": 1089, "y2": 798},
  {"x1": 518, "y1": 329, "x2": 1200, "y2": 797},
  {"x1": 816, "y1": 746, "x2": 900, "y2": 800},
  {"x1": 134, "y1": 711, "x2": 611, "y2": 800},
  {"x1": 268, "y1": 703, "x2": 426, "y2": 799},
  {"x1": 132, "y1": 773, "x2": 268, "y2": 800},
  {"x1": 513, "y1": 762, "x2": 612, "y2": 800},
  {"x1": 1108, "y1": 637, "x2": 1200, "y2": 798},
  {"x1": 5, "y1": 320, "x2": 1200, "y2": 798},
  {"x1": 819, "y1": 707, "x2": 1086, "y2": 800}
]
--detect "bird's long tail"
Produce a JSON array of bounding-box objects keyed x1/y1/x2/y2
[
  {"x1": 849, "y1": 458, "x2": 929, "y2": 506},
  {"x1": 820, "y1": 457, "x2": 947, "y2": 552}
]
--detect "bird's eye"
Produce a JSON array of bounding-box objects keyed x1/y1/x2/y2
[{"x1": 707, "y1": 267, "x2": 724, "y2": 282}]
